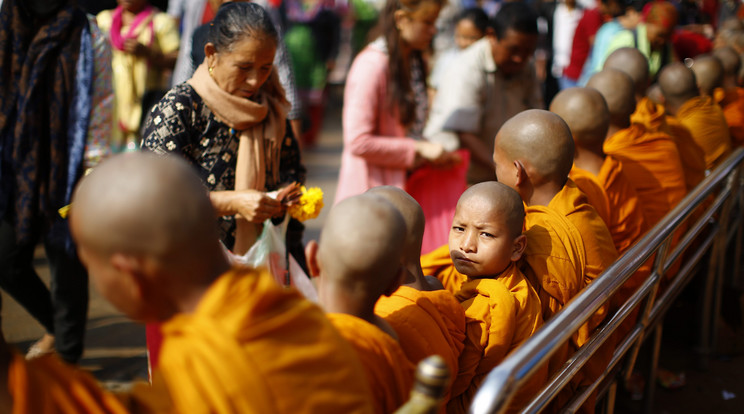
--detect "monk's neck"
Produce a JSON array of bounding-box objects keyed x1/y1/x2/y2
[
  {"x1": 525, "y1": 182, "x2": 563, "y2": 207},
  {"x1": 574, "y1": 148, "x2": 605, "y2": 176},
  {"x1": 402, "y1": 263, "x2": 442, "y2": 291},
  {"x1": 173, "y1": 253, "x2": 231, "y2": 315}
]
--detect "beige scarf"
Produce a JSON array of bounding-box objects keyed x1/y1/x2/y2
[{"x1": 188, "y1": 63, "x2": 289, "y2": 254}]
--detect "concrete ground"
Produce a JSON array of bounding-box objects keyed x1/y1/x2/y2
[{"x1": 3, "y1": 86, "x2": 744, "y2": 412}]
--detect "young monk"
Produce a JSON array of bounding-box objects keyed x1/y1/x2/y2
[
  {"x1": 550, "y1": 88, "x2": 647, "y2": 258},
  {"x1": 587, "y1": 69, "x2": 687, "y2": 228},
  {"x1": 366, "y1": 186, "x2": 466, "y2": 399},
  {"x1": 68, "y1": 153, "x2": 375, "y2": 414},
  {"x1": 493, "y1": 110, "x2": 618, "y2": 413},
  {"x1": 659, "y1": 61, "x2": 733, "y2": 172},
  {"x1": 604, "y1": 47, "x2": 705, "y2": 191},
  {"x1": 692, "y1": 55, "x2": 725, "y2": 98},
  {"x1": 439, "y1": 182, "x2": 545, "y2": 414},
  {"x1": 713, "y1": 46, "x2": 744, "y2": 146},
  {"x1": 307, "y1": 194, "x2": 415, "y2": 414}
]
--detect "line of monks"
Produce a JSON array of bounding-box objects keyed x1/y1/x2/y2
[{"x1": 0, "y1": 43, "x2": 741, "y2": 414}]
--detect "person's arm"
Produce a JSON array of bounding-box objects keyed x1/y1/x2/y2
[{"x1": 458, "y1": 132, "x2": 496, "y2": 171}]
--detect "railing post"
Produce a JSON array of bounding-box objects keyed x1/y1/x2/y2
[{"x1": 643, "y1": 324, "x2": 663, "y2": 414}]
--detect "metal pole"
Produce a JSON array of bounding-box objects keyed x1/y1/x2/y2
[{"x1": 643, "y1": 324, "x2": 663, "y2": 414}]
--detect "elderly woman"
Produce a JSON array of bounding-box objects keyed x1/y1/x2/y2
[{"x1": 142, "y1": 2, "x2": 305, "y2": 259}]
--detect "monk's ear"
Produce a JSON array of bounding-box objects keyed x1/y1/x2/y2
[
  {"x1": 510, "y1": 234, "x2": 527, "y2": 261},
  {"x1": 305, "y1": 241, "x2": 321, "y2": 278},
  {"x1": 110, "y1": 253, "x2": 147, "y2": 302},
  {"x1": 514, "y1": 160, "x2": 528, "y2": 186}
]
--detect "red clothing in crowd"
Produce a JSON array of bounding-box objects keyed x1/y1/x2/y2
[{"x1": 563, "y1": 8, "x2": 608, "y2": 81}]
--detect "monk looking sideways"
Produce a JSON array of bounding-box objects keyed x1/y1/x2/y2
[
  {"x1": 68, "y1": 153, "x2": 375, "y2": 414},
  {"x1": 307, "y1": 194, "x2": 415, "y2": 414}
]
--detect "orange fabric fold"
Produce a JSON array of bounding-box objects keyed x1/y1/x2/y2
[
  {"x1": 664, "y1": 114, "x2": 706, "y2": 191},
  {"x1": 604, "y1": 123, "x2": 687, "y2": 227},
  {"x1": 327, "y1": 313, "x2": 415, "y2": 414},
  {"x1": 569, "y1": 166, "x2": 611, "y2": 228},
  {"x1": 675, "y1": 96, "x2": 733, "y2": 171},
  {"x1": 421, "y1": 245, "x2": 469, "y2": 294},
  {"x1": 446, "y1": 263, "x2": 546, "y2": 414},
  {"x1": 159, "y1": 266, "x2": 374, "y2": 414},
  {"x1": 716, "y1": 87, "x2": 744, "y2": 146},
  {"x1": 6, "y1": 352, "x2": 129, "y2": 414}
]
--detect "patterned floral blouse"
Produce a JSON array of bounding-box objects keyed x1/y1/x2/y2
[{"x1": 141, "y1": 83, "x2": 306, "y2": 249}]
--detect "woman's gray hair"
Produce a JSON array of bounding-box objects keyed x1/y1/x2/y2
[{"x1": 208, "y1": 2, "x2": 278, "y2": 52}]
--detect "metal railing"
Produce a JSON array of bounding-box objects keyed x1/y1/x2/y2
[{"x1": 470, "y1": 147, "x2": 744, "y2": 414}]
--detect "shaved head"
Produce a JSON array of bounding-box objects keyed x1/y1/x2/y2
[
  {"x1": 587, "y1": 69, "x2": 637, "y2": 126},
  {"x1": 495, "y1": 109, "x2": 575, "y2": 185},
  {"x1": 721, "y1": 18, "x2": 744, "y2": 33},
  {"x1": 549, "y1": 87, "x2": 610, "y2": 149},
  {"x1": 659, "y1": 62, "x2": 699, "y2": 111},
  {"x1": 71, "y1": 152, "x2": 217, "y2": 263},
  {"x1": 366, "y1": 186, "x2": 425, "y2": 262},
  {"x1": 713, "y1": 46, "x2": 741, "y2": 86},
  {"x1": 691, "y1": 55, "x2": 724, "y2": 96},
  {"x1": 603, "y1": 47, "x2": 650, "y2": 97},
  {"x1": 646, "y1": 83, "x2": 664, "y2": 105},
  {"x1": 317, "y1": 194, "x2": 406, "y2": 299},
  {"x1": 458, "y1": 182, "x2": 525, "y2": 238}
]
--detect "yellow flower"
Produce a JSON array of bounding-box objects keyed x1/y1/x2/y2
[
  {"x1": 58, "y1": 204, "x2": 71, "y2": 219},
  {"x1": 288, "y1": 186, "x2": 324, "y2": 222}
]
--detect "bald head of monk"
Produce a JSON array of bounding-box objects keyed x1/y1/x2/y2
[
  {"x1": 365, "y1": 186, "x2": 442, "y2": 291},
  {"x1": 647, "y1": 83, "x2": 664, "y2": 105},
  {"x1": 70, "y1": 153, "x2": 229, "y2": 322},
  {"x1": 549, "y1": 87, "x2": 610, "y2": 154},
  {"x1": 691, "y1": 55, "x2": 724, "y2": 97},
  {"x1": 587, "y1": 69, "x2": 637, "y2": 129},
  {"x1": 658, "y1": 62, "x2": 699, "y2": 115},
  {"x1": 309, "y1": 194, "x2": 406, "y2": 316},
  {"x1": 603, "y1": 47, "x2": 650, "y2": 100},
  {"x1": 449, "y1": 182, "x2": 526, "y2": 278},
  {"x1": 493, "y1": 109, "x2": 575, "y2": 206},
  {"x1": 713, "y1": 46, "x2": 741, "y2": 88}
]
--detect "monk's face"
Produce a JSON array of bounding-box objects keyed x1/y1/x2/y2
[
  {"x1": 489, "y1": 29, "x2": 538, "y2": 76},
  {"x1": 448, "y1": 198, "x2": 520, "y2": 277}
]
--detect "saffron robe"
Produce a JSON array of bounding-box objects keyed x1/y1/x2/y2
[
  {"x1": 664, "y1": 114, "x2": 707, "y2": 191},
  {"x1": 569, "y1": 166, "x2": 611, "y2": 228},
  {"x1": 421, "y1": 245, "x2": 469, "y2": 294},
  {"x1": 327, "y1": 313, "x2": 416, "y2": 414},
  {"x1": 447, "y1": 263, "x2": 546, "y2": 414},
  {"x1": 159, "y1": 266, "x2": 375, "y2": 414},
  {"x1": 675, "y1": 96, "x2": 733, "y2": 171},
  {"x1": 5, "y1": 352, "x2": 130, "y2": 414},
  {"x1": 604, "y1": 123, "x2": 687, "y2": 227},
  {"x1": 715, "y1": 87, "x2": 744, "y2": 146},
  {"x1": 374, "y1": 286, "x2": 466, "y2": 380}
]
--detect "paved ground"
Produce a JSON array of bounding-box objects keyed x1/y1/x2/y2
[{"x1": 3, "y1": 85, "x2": 744, "y2": 412}]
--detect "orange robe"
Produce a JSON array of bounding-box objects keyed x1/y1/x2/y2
[
  {"x1": 447, "y1": 263, "x2": 546, "y2": 414},
  {"x1": 663, "y1": 115, "x2": 706, "y2": 191},
  {"x1": 604, "y1": 123, "x2": 687, "y2": 228},
  {"x1": 159, "y1": 266, "x2": 375, "y2": 414},
  {"x1": 5, "y1": 352, "x2": 130, "y2": 414},
  {"x1": 675, "y1": 96, "x2": 733, "y2": 171},
  {"x1": 631, "y1": 97, "x2": 668, "y2": 133},
  {"x1": 715, "y1": 87, "x2": 744, "y2": 146},
  {"x1": 374, "y1": 286, "x2": 466, "y2": 379},
  {"x1": 327, "y1": 313, "x2": 416, "y2": 414},
  {"x1": 569, "y1": 166, "x2": 611, "y2": 228},
  {"x1": 596, "y1": 156, "x2": 647, "y2": 255}
]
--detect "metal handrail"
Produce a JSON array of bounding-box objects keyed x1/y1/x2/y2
[{"x1": 470, "y1": 148, "x2": 744, "y2": 414}]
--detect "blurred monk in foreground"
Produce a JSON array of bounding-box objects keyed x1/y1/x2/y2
[
  {"x1": 662, "y1": 61, "x2": 732, "y2": 172},
  {"x1": 588, "y1": 69, "x2": 687, "y2": 227},
  {"x1": 69, "y1": 153, "x2": 375, "y2": 414},
  {"x1": 367, "y1": 186, "x2": 466, "y2": 403},
  {"x1": 307, "y1": 194, "x2": 416, "y2": 414}
]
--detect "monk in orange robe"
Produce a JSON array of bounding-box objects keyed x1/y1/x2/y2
[
  {"x1": 550, "y1": 88, "x2": 649, "y2": 307},
  {"x1": 587, "y1": 69, "x2": 687, "y2": 228},
  {"x1": 713, "y1": 46, "x2": 744, "y2": 146},
  {"x1": 494, "y1": 110, "x2": 619, "y2": 413},
  {"x1": 366, "y1": 187, "x2": 466, "y2": 398},
  {"x1": 307, "y1": 194, "x2": 416, "y2": 414},
  {"x1": 67, "y1": 153, "x2": 375, "y2": 414},
  {"x1": 661, "y1": 61, "x2": 733, "y2": 171},
  {"x1": 605, "y1": 47, "x2": 705, "y2": 191},
  {"x1": 434, "y1": 182, "x2": 545, "y2": 414}
]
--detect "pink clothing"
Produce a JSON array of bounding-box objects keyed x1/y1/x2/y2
[{"x1": 335, "y1": 46, "x2": 418, "y2": 203}]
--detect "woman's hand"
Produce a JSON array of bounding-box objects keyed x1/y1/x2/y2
[
  {"x1": 413, "y1": 141, "x2": 463, "y2": 169},
  {"x1": 231, "y1": 190, "x2": 284, "y2": 223}
]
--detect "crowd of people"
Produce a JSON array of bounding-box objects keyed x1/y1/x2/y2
[{"x1": 0, "y1": 0, "x2": 743, "y2": 412}]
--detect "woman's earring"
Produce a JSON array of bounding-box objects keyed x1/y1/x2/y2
[{"x1": 208, "y1": 66, "x2": 214, "y2": 77}]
